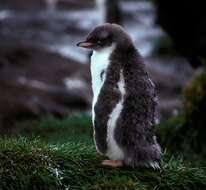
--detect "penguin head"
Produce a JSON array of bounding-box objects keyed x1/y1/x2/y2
[{"x1": 77, "y1": 23, "x2": 133, "y2": 51}]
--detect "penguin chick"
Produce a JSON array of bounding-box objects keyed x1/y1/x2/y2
[{"x1": 77, "y1": 23, "x2": 161, "y2": 169}]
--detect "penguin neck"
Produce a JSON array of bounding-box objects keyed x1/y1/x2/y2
[
  {"x1": 91, "y1": 45, "x2": 116, "y2": 73},
  {"x1": 90, "y1": 45, "x2": 115, "y2": 91},
  {"x1": 93, "y1": 44, "x2": 116, "y2": 55}
]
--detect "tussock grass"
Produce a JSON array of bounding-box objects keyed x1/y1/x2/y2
[{"x1": 0, "y1": 137, "x2": 206, "y2": 190}]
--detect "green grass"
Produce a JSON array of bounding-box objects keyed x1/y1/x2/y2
[
  {"x1": 12, "y1": 113, "x2": 205, "y2": 165},
  {"x1": 13, "y1": 113, "x2": 93, "y2": 144},
  {"x1": 1, "y1": 113, "x2": 206, "y2": 189},
  {"x1": 0, "y1": 137, "x2": 206, "y2": 190}
]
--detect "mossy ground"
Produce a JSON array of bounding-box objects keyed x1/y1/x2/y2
[
  {"x1": 181, "y1": 64, "x2": 206, "y2": 153},
  {"x1": 155, "y1": 114, "x2": 206, "y2": 166},
  {"x1": 155, "y1": 61, "x2": 206, "y2": 165},
  {"x1": 0, "y1": 113, "x2": 206, "y2": 190}
]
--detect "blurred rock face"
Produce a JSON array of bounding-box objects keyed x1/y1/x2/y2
[
  {"x1": 0, "y1": 0, "x2": 94, "y2": 10},
  {"x1": 57, "y1": 0, "x2": 94, "y2": 10},
  {"x1": 0, "y1": 0, "x2": 46, "y2": 10},
  {"x1": 0, "y1": 44, "x2": 91, "y2": 129},
  {"x1": 96, "y1": 0, "x2": 122, "y2": 24},
  {"x1": 0, "y1": 0, "x2": 195, "y2": 127}
]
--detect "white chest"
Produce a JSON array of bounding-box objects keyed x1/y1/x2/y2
[
  {"x1": 90, "y1": 47, "x2": 125, "y2": 161},
  {"x1": 90, "y1": 46, "x2": 114, "y2": 125},
  {"x1": 106, "y1": 70, "x2": 125, "y2": 160}
]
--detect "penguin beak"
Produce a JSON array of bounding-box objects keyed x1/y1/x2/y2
[{"x1": 76, "y1": 41, "x2": 94, "y2": 48}]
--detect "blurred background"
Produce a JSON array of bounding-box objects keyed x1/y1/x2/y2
[
  {"x1": 0, "y1": 0, "x2": 205, "y2": 155},
  {"x1": 1, "y1": 1, "x2": 206, "y2": 189}
]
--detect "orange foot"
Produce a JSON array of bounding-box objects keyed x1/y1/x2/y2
[{"x1": 101, "y1": 160, "x2": 123, "y2": 167}]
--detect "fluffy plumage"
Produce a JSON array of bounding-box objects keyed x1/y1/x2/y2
[{"x1": 77, "y1": 23, "x2": 162, "y2": 169}]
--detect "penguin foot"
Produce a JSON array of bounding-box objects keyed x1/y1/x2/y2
[{"x1": 101, "y1": 160, "x2": 123, "y2": 167}]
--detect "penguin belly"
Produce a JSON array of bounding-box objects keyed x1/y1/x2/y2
[
  {"x1": 106, "y1": 70, "x2": 125, "y2": 161},
  {"x1": 90, "y1": 46, "x2": 114, "y2": 153},
  {"x1": 91, "y1": 46, "x2": 124, "y2": 160},
  {"x1": 91, "y1": 46, "x2": 114, "y2": 127}
]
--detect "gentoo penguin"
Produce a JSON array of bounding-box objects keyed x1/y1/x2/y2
[{"x1": 77, "y1": 23, "x2": 161, "y2": 169}]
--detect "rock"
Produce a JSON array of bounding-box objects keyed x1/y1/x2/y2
[
  {"x1": 145, "y1": 56, "x2": 194, "y2": 120},
  {"x1": 0, "y1": 0, "x2": 46, "y2": 10},
  {"x1": 0, "y1": 44, "x2": 91, "y2": 129},
  {"x1": 0, "y1": 0, "x2": 94, "y2": 11},
  {"x1": 57, "y1": 0, "x2": 94, "y2": 10}
]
